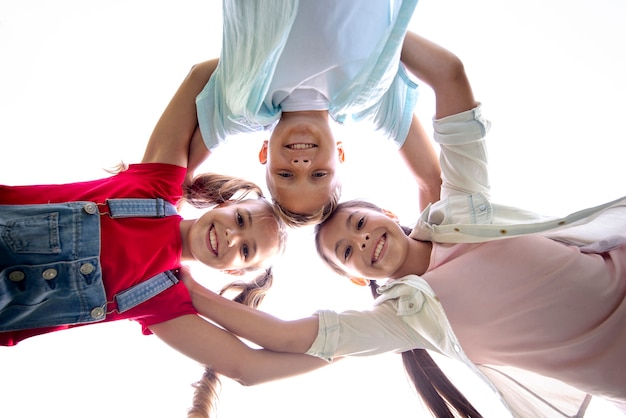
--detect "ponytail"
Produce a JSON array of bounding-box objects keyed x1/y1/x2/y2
[
  {"x1": 186, "y1": 269, "x2": 275, "y2": 418},
  {"x1": 187, "y1": 369, "x2": 221, "y2": 418}
]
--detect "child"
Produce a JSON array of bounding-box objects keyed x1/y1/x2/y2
[
  {"x1": 195, "y1": 0, "x2": 442, "y2": 226},
  {"x1": 182, "y1": 33, "x2": 626, "y2": 417},
  {"x1": 0, "y1": 59, "x2": 330, "y2": 398}
]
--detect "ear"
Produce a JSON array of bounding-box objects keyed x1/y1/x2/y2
[
  {"x1": 222, "y1": 269, "x2": 245, "y2": 276},
  {"x1": 336, "y1": 141, "x2": 345, "y2": 163},
  {"x1": 258, "y1": 140, "x2": 268, "y2": 164},
  {"x1": 381, "y1": 208, "x2": 399, "y2": 223},
  {"x1": 349, "y1": 277, "x2": 370, "y2": 287}
]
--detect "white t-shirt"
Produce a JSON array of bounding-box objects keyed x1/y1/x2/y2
[{"x1": 266, "y1": 0, "x2": 400, "y2": 112}]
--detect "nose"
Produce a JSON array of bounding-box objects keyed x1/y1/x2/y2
[
  {"x1": 291, "y1": 157, "x2": 311, "y2": 168},
  {"x1": 357, "y1": 232, "x2": 370, "y2": 251},
  {"x1": 224, "y1": 228, "x2": 241, "y2": 247}
]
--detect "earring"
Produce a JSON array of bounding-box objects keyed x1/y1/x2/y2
[{"x1": 349, "y1": 277, "x2": 370, "y2": 287}]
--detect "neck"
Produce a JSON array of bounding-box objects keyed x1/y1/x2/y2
[
  {"x1": 391, "y1": 239, "x2": 432, "y2": 280},
  {"x1": 179, "y1": 219, "x2": 194, "y2": 261}
]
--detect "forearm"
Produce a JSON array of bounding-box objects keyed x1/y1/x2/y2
[
  {"x1": 398, "y1": 115, "x2": 441, "y2": 210},
  {"x1": 150, "y1": 315, "x2": 327, "y2": 386},
  {"x1": 237, "y1": 348, "x2": 329, "y2": 386},
  {"x1": 142, "y1": 58, "x2": 218, "y2": 167},
  {"x1": 401, "y1": 32, "x2": 476, "y2": 119},
  {"x1": 189, "y1": 281, "x2": 318, "y2": 353}
]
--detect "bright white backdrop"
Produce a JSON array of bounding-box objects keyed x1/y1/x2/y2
[{"x1": 1, "y1": 1, "x2": 625, "y2": 417}]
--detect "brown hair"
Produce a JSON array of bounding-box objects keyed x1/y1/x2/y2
[
  {"x1": 271, "y1": 183, "x2": 341, "y2": 228},
  {"x1": 316, "y1": 200, "x2": 482, "y2": 418},
  {"x1": 187, "y1": 269, "x2": 275, "y2": 418}
]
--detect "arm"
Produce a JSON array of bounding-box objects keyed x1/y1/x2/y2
[
  {"x1": 142, "y1": 59, "x2": 219, "y2": 182},
  {"x1": 184, "y1": 273, "x2": 318, "y2": 353},
  {"x1": 149, "y1": 314, "x2": 327, "y2": 386},
  {"x1": 401, "y1": 32, "x2": 477, "y2": 119},
  {"x1": 398, "y1": 115, "x2": 442, "y2": 210},
  {"x1": 401, "y1": 32, "x2": 488, "y2": 199}
]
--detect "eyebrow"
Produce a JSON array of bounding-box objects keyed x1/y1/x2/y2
[
  {"x1": 244, "y1": 209, "x2": 258, "y2": 258},
  {"x1": 333, "y1": 213, "x2": 354, "y2": 259}
]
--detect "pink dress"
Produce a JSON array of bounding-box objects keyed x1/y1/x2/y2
[{"x1": 423, "y1": 234, "x2": 626, "y2": 401}]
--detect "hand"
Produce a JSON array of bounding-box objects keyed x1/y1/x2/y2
[{"x1": 177, "y1": 265, "x2": 200, "y2": 294}]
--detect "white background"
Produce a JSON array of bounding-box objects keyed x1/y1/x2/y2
[{"x1": 1, "y1": 1, "x2": 625, "y2": 417}]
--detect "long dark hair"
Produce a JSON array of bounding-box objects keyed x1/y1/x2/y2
[
  {"x1": 316, "y1": 200, "x2": 482, "y2": 418},
  {"x1": 187, "y1": 269, "x2": 275, "y2": 418}
]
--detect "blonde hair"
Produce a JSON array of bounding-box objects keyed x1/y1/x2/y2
[{"x1": 272, "y1": 183, "x2": 341, "y2": 228}]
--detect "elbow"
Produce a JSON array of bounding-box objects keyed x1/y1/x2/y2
[
  {"x1": 434, "y1": 52, "x2": 467, "y2": 90},
  {"x1": 223, "y1": 372, "x2": 263, "y2": 388}
]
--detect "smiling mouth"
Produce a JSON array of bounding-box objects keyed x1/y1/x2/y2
[
  {"x1": 208, "y1": 225, "x2": 218, "y2": 255},
  {"x1": 372, "y1": 234, "x2": 386, "y2": 264},
  {"x1": 286, "y1": 143, "x2": 317, "y2": 150}
]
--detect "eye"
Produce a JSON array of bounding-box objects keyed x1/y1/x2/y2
[
  {"x1": 242, "y1": 243, "x2": 250, "y2": 259},
  {"x1": 278, "y1": 172, "x2": 293, "y2": 178},
  {"x1": 311, "y1": 171, "x2": 327, "y2": 178},
  {"x1": 236, "y1": 212, "x2": 245, "y2": 227},
  {"x1": 343, "y1": 246, "x2": 352, "y2": 261},
  {"x1": 356, "y1": 216, "x2": 365, "y2": 230}
]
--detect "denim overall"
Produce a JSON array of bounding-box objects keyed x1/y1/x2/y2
[{"x1": 0, "y1": 198, "x2": 179, "y2": 332}]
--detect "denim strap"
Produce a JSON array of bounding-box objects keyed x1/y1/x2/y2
[
  {"x1": 113, "y1": 270, "x2": 180, "y2": 313},
  {"x1": 105, "y1": 198, "x2": 177, "y2": 218},
  {"x1": 106, "y1": 198, "x2": 180, "y2": 312}
]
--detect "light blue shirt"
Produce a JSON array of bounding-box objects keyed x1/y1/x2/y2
[{"x1": 196, "y1": 0, "x2": 419, "y2": 151}]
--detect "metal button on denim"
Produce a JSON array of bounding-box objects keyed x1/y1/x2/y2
[
  {"x1": 42, "y1": 268, "x2": 58, "y2": 280},
  {"x1": 80, "y1": 263, "x2": 95, "y2": 275},
  {"x1": 90, "y1": 307, "x2": 105, "y2": 319},
  {"x1": 8, "y1": 271, "x2": 26, "y2": 282},
  {"x1": 83, "y1": 203, "x2": 98, "y2": 215}
]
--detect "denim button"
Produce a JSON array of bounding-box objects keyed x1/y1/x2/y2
[
  {"x1": 479, "y1": 204, "x2": 486, "y2": 211},
  {"x1": 90, "y1": 307, "x2": 105, "y2": 319},
  {"x1": 8, "y1": 271, "x2": 26, "y2": 282},
  {"x1": 83, "y1": 203, "x2": 98, "y2": 215},
  {"x1": 80, "y1": 263, "x2": 95, "y2": 275},
  {"x1": 42, "y1": 268, "x2": 58, "y2": 280},
  {"x1": 408, "y1": 303, "x2": 415, "y2": 309}
]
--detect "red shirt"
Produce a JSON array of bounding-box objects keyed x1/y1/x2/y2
[{"x1": 0, "y1": 163, "x2": 197, "y2": 345}]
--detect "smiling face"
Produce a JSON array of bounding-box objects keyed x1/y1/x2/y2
[
  {"x1": 317, "y1": 206, "x2": 412, "y2": 280},
  {"x1": 185, "y1": 199, "x2": 282, "y2": 271},
  {"x1": 260, "y1": 111, "x2": 344, "y2": 216}
]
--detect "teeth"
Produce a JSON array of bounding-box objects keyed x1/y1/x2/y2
[
  {"x1": 209, "y1": 226, "x2": 218, "y2": 254},
  {"x1": 287, "y1": 143, "x2": 316, "y2": 150},
  {"x1": 372, "y1": 236, "x2": 385, "y2": 263}
]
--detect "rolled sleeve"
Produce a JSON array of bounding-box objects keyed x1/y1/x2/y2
[
  {"x1": 305, "y1": 301, "x2": 430, "y2": 362},
  {"x1": 434, "y1": 104, "x2": 491, "y2": 199}
]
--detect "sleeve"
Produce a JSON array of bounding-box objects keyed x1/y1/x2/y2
[
  {"x1": 196, "y1": 0, "x2": 297, "y2": 151},
  {"x1": 132, "y1": 282, "x2": 198, "y2": 335},
  {"x1": 351, "y1": 66, "x2": 419, "y2": 148},
  {"x1": 433, "y1": 104, "x2": 492, "y2": 199},
  {"x1": 305, "y1": 301, "x2": 431, "y2": 362},
  {"x1": 410, "y1": 105, "x2": 493, "y2": 238}
]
